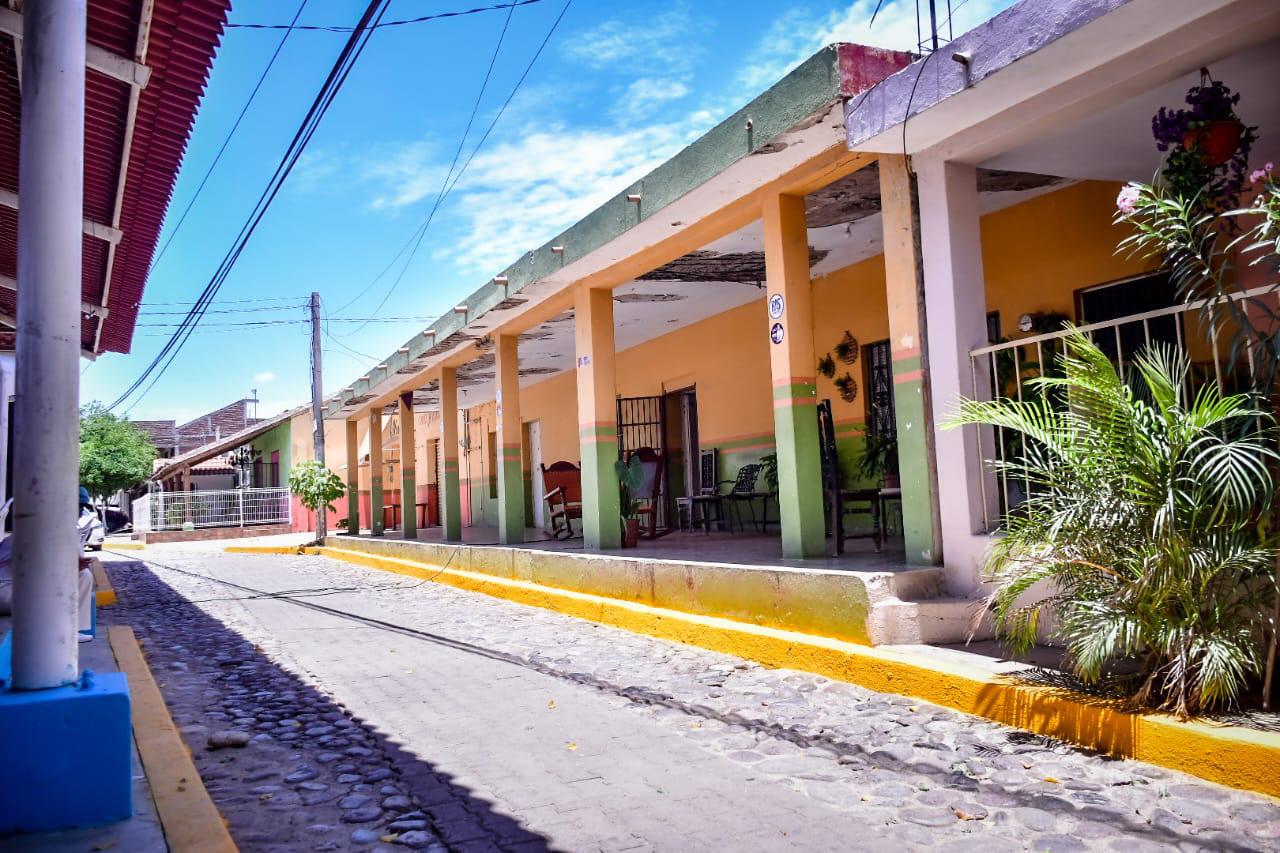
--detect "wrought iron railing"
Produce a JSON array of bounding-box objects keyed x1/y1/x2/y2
[
  {"x1": 132, "y1": 487, "x2": 291, "y2": 533},
  {"x1": 966, "y1": 284, "x2": 1276, "y2": 532}
]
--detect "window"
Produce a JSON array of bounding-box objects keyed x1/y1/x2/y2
[{"x1": 862, "y1": 340, "x2": 896, "y2": 437}]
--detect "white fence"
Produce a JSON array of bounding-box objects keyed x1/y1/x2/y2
[
  {"x1": 966, "y1": 285, "x2": 1275, "y2": 532},
  {"x1": 132, "y1": 487, "x2": 291, "y2": 533}
]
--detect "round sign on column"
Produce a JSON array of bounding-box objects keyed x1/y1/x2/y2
[
  {"x1": 768, "y1": 293, "x2": 785, "y2": 319},
  {"x1": 770, "y1": 322, "x2": 785, "y2": 345}
]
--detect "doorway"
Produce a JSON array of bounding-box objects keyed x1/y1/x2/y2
[
  {"x1": 664, "y1": 387, "x2": 699, "y2": 502},
  {"x1": 527, "y1": 420, "x2": 544, "y2": 529}
]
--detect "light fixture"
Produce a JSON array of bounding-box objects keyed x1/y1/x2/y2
[
  {"x1": 453, "y1": 304, "x2": 468, "y2": 315},
  {"x1": 626, "y1": 194, "x2": 642, "y2": 203},
  {"x1": 550, "y1": 246, "x2": 564, "y2": 254},
  {"x1": 493, "y1": 276, "x2": 508, "y2": 286}
]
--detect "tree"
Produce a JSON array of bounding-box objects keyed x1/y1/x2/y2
[
  {"x1": 948, "y1": 333, "x2": 1279, "y2": 717},
  {"x1": 79, "y1": 402, "x2": 157, "y2": 506},
  {"x1": 288, "y1": 460, "x2": 345, "y2": 545}
]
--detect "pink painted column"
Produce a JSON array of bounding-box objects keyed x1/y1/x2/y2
[{"x1": 916, "y1": 156, "x2": 996, "y2": 593}]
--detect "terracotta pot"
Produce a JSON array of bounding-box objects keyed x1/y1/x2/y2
[
  {"x1": 1182, "y1": 120, "x2": 1244, "y2": 166},
  {"x1": 622, "y1": 518, "x2": 641, "y2": 548}
]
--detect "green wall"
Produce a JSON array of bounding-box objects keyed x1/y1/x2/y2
[{"x1": 251, "y1": 421, "x2": 292, "y2": 487}]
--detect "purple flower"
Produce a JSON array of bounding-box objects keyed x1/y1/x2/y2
[
  {"x1": 1251, "y1": 162, "x2": 1275, "y2": 185},
  {"x1": 1116, "y1": 185, "x2": 1142, "y2": 216}
]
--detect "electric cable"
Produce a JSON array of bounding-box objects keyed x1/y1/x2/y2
[
  {"x1": 332, "y1": 0, "x2": 573, "y2": 333},
  {"x1": 109, "y1": 0, "x2": 392, "y2": 414},
  {"x1": 226, "y1": 0, "x2": 543, "y2": 32},
  {"x1": 149, "y1": 0, "x2": 311, "y2": 276}
]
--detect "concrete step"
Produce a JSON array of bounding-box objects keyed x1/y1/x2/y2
[{"x1": 867, "y1": 595, "x2": 995, "y2": 645}]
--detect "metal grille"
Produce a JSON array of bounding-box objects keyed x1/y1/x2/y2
[
  {"x1": 616, "y1": 396, "x2": 666, "y2": 457},
  {"x1": 132, "y1": 487, "x2": 291, "y2": 533},
  {"x1": 967, "y1": 284, "x2": 1272, "y2": 532},
  {"x1": 864, "y1": 339, "x2": 895, "y2": 436}
]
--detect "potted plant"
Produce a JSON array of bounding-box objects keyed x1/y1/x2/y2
[
  {"x1": 834, "y1": 331, "x2": 859, "y2": 365},
  {"x1": 615, "y1": 455, "x2": 645, "y2": 548},
  {"x1": 1152, "y1": 68, "x2": 1256, "y2": 208},
  {"x1": 834, "y1": 373, "x2": 858, "y2": 403},
  {"x1": 817, "y1": 354, "x2": 836, "y2": 379},
  {"x1": 855, "y1": 431, "x2": 899, "y2": 489}
]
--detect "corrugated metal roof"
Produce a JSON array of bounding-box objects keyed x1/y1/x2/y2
[{"x1": 0, "y1": 0, "x2": 231, "y2": 355}]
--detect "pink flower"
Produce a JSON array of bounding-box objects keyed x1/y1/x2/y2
[
  {"x1": 1116, "y1": 185, "x2": 1142, "y2": 216},
  {"x1": 1251, "y1": 162, "x2": 1275, "y2": 184}
]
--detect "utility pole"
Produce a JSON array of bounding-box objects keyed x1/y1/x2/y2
[{"x1": 309, "y1": 292, "x2": 327, "y2": 544}]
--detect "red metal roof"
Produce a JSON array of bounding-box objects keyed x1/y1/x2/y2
[{"x1": 0, "y1": 0, "x2": 230, "y2": 355}]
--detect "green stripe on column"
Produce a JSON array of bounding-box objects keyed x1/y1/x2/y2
[
  {"x1": 580, "y1": 435, "x2": 620, "y2": 550},
  {"x1": 891, "y1": 375, "x2": 937, "y2": 563},
  {"x1": 772, "y1": 397, "x2": 826, "y2": 559},
  {"x1": 440, "y1": 469, "x2": 462, "y2": 542},
  {"x1": 346, "y1": 479, "x2": 359, "y2": 533},
  {"x1": 370, "y1": 475, "x2": 384, "y2": 536},
  {"x1": 400, "y1": 472, "x2": 417, "y2": 539},
  {"x1": 497, "y1": 455, "x2": 525, "y2": 545}
]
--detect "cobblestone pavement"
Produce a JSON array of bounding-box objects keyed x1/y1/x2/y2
[{"x1": 105, "y1": 548, "x2": 1280, "y2": 852}]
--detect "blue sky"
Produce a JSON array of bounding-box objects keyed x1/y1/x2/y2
[{"x1": 84, "y1": 0, "x2": 1012, "y2": 423}]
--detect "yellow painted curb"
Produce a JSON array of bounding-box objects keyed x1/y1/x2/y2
[
  {"x1": 93, "y1": 559, "x2": 116, "y2": 607},
  {"x1": 271, "y1": 543, "x2": 1280, "y2": 800},
  {"x1": 108, "y1": 626, "x2": 238, "y2": 853},
  {"x1": 109, "y1": 542, "x2": 146, "y2": 551},
  {"x1": 224, "y1": 545, "x2": 303, "y2": 555}
]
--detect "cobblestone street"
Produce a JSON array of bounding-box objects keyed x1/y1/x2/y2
[{"x1": 105, "y1": 548, "x2": 1280, "y2": 852}]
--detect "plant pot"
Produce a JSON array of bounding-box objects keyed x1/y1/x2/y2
[
  {"x1": 1183, "y1": 119, "x2": 1244, "y2": 166},
  {"x1": 622, "y1": 518, "x2": 640, "y2": 548},
  {"x1": 882, "y1": 474, "x2": 901, "y2": 490}
]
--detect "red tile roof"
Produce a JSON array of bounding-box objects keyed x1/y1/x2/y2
[{"x1": 0, "y1": 0, "x2": 231, "y2": 355}]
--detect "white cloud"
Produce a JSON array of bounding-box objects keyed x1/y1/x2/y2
[
  {"x1": 738, "y1": 0, "x2": 1007, "y2": 93},
  {"x1": 362, "y1": 140, "x2": 450, "y2": 211},
  {"x1": 254, "y1": 371, "x2": 276, "y2": 383},
  {"x1": 563, "y1": 8, "x2": 700, "y2": 74},
  {"x1": 612, "y1": 77, "x2": 692, "y2": 121}
]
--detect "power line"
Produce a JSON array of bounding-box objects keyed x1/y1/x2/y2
[
  {"x1": 140, "y1": 295, "x2": 309, "y2": 307},
  {"x1": 336, "y1": 0, "x2": 574, "y2": 332},
  {"x1": 111, "y1": 0, "x2": 393, "y2": 414},
  {"x1": 226, "y1": 0, "x2": 543, "y2": 32},
  {"x1": 332, "y1": 0, "x2": 520, "y2": 318},
  {"x1": 148, "y1": 0, "x2": 310, "y2": 276}
]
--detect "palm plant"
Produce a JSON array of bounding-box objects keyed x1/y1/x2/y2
[{"x1": 948, "y1": 332, "x2": 1279, "y2": 717}]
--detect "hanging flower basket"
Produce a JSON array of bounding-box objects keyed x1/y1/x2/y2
[
  {"x1": 1182, "y1": 119, "x2": 1245, "y2": 167},
  {"x1": 834, "y1": 374, "x2": 858, "y2": 403},
  {"x1": 817, "y1": 354, "x2": 836, "y2": 379},
  {"x1": 835, "y1": 331, "x2": 859, "y2": 365}
]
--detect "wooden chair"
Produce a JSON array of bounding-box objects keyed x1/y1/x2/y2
[
  {"x1": 626, "y1": 447, "x2": 666, "y2": 538},
  {"x1": 541, "y1": 461, "x2": 582, "y2": 539},
  {"x1": 818, "y1": 399, "x2": 881, "y2": 555}
]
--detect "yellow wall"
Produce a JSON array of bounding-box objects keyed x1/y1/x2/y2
[{"x1": 319, "y1": 180, "x2": 1150, "y2": 528}]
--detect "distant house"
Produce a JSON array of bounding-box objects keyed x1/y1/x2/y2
[{"x1": 131, "y1": 397, "x2": 261, "y2": 459}]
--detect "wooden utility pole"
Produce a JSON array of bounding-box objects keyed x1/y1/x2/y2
[{"x1": 309, "y1": 292, "x2": 327, "y2": 543}]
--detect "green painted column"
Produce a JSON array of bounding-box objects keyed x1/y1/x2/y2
[
  {"x1": 574, "y1": 285, "x2": 621, "y2": 550},
  {"x1": 764, "y1": 193, "x2": 827, "y2": 558},
  {"x1": 438, "y1": 367, "x2": 463, "y2": 542},
  {"x1": 369, "y1": 408, "x2": 384, "y2": 536},
  {"x1": 398, "y1": 391, "x2": 417, "y2": 540},
  {"x1": 345, "y1": 419, "x2": 360, "y2": 533},
  {"x1": 495, "y1": 334, "x2": 525, "y2": 544},
  {"x1": 880, "y1": 154, "x2": 940, "y2": 564}
]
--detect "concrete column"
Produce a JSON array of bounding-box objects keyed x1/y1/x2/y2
[
  {"x1": 11, "y1": 0, "x2": 87, "y2": 689},
  {"x1": 762, "y1": 193, "x2": 826, "y2": 559},
  {"x1": 345, "y1": 419, "x2": 359, "y2": 533},
  {"x1": 879, "y1": 154, "x2": 941, "y2": 565},
  {"x1": 368, "y1": 409, "x2": 384, "y2": 536},
  {"x1": 574, "y1": 285, "x2": 620, "y2": 550},
  {"x1": 438, "y1": 367, "x2": 463, "y2": 542},
  {"x1": 916, "y1": 156, "x2": 996, "y2": 592},
  {"x1": 495, "y1": 334, "x2": 525, "y2": 545},
  {"x1": 398, "y1": 392, "x2": 416, "y2": 540}
]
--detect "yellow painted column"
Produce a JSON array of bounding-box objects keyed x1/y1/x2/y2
[
  {"x1": 369, "y1": 408, "x2": 384, "y2": 536},
  {"x1": 880, "y1": 154, "x2": 940, "y2": 565},
  {"x1": 438, "y1": 367, "x2": 463, "y2": 542},
  {"x1": 398, "y1": 392, "x2": 417, "y2": 540},
  {"x1": 763, "y1": 192, "x2": 826, "y2": 559},
  {"x1": 345, "y1": 419, "x2": 359, "y2": 533},
  {"x1": 495, "y1": 334, "x2": 525, "y2": 544},
  {"x1": 574, "y1": 285, "x2": 621, "y2": 550}
]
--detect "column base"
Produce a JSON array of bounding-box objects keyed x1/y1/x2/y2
[{"x1": 0, "y1": 670, "x2": 132, "y2": 832}]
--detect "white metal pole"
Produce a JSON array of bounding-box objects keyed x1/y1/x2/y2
[{"x1": 11, "y1": 0, "x2": 87, "y2": 689}]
